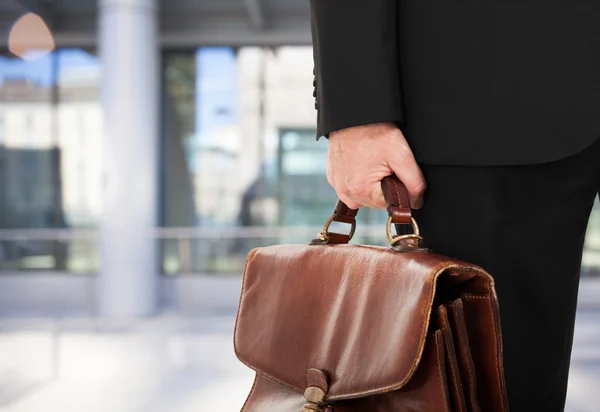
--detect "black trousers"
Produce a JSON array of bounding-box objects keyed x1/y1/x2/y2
[{"x1": 409, "y1": 137, "x2": 600, "y2": 411}]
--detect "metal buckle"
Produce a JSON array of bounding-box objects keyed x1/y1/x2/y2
[
  {"x1": 386, "y1": 216, "x2": 423, "y2": 246},
  {"x1": 317, "y1": 214, "x2": 356, "y2": 242}
]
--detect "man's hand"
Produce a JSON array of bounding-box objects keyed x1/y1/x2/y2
[{"x1": 327, "y1": 122, "x2": 426, "y2": 210}]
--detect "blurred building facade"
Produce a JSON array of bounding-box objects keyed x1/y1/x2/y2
[{"x1": 0, "y1": 0, "x2": 598, "y2": 316}]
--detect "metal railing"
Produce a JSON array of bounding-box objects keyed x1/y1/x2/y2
[
  {"x1": 0, "y1": 226, "x2": 599, "y2": 276},
  {"x1": 0, "y1": 225, "x2": 391, "y2": 275}
]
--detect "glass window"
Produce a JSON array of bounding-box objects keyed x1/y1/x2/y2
[
  {"x1": 0, "y1": 49, "x2": 101, "y2": 273},
  {"x1": 162, "y1": 47, "x2": 397, "y2": 275},
  {"x1": 162, "y1": 46, "x2": 600, "y2": 276}
]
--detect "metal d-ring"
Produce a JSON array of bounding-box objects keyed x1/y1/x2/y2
[
  {"x1": 386, "y1": 216, "x2": 423, "y2": 246},
  {"x1": 317, "y1": 214, "x2": 357, "y2": 242}
]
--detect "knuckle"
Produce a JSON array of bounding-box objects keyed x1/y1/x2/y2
[
  {"x1": 326, "y1": 170, "x2": 335, "y2": 187},
  {"x1": 325, "y1": 164, "x2": 334, "y2": 182},
  {"x1": 411, "y1": 180, "x2": 427, "y2": 195},
  {"x1": 345, "y1": 178, "x2": 367, "y2": 196},
  {"x1": 337, "y1": 186, "x2": 352, "y2": 199},
  {"x1": 338, "y1": 193, "x2": 360, "y2": 210},
  {"x1": 341, "y1": 181, "x2": 355, "y2": 197},
  {"x1": 396, "y1": 146, "x2": 412, "y2": 160},
  {"x1": 393, "y1": 143, "x2": 413, "y2": 160}
]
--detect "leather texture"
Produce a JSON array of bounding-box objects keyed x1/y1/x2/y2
[
  {"x1": 234, "y1": 176, "x2": 509, "y2": 411},
  {"x1": 381, "y1": 175, "x2": 412, "y2": 224}
]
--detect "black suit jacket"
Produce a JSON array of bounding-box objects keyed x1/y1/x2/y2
[{"x1": 310, "y1": 0, "x2": 600, "y2": 166}]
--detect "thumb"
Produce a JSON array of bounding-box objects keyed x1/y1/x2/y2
[{"x1": 388, "y1": 150, "x2": 427, "y2": 209}]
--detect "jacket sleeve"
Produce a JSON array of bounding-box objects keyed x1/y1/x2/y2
[{"x1": 310, "y1": 0, "x2": 405, "y2": 139}]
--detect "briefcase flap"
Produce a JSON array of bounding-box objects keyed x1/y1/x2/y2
[{"x1": 234, "y1": 243, "x2": 493, "y2": 401}]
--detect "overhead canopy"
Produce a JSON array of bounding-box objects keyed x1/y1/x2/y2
[{"x1": 0, "y1": 0, "x2": 312, "y2": 49}]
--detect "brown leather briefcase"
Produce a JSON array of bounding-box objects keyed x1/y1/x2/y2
[{"x1": 234, "y1": 176, "x2": 509, "y2": 412}]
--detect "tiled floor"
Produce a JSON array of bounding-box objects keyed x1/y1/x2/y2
[
  {"x1": 1, "y1": 279, "x2": 599, "y2": 412},
  {"x1": 0, "y1": 315, "x2": 254, "y2": 412}
]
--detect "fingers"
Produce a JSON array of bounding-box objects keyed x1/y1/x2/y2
[
  {"x1": 327, "y1": 172, "x2": 381, "y2": 210},
  {"x1": 369, "y1": 185, "x2": 386, "y2": 210},
  {"x1": 387, "y1": 145, "x2": 427, "y2": 209},
  {"x1": 326, "y1": 122, "x2": 426, "y2": 211},
  {"x1": 335, "y1": 172, "x2": 423, "y2": 211},
  {"x1": 337, "y1": 192, "x2": 363, "y2": 211},
  {"x1": 327, "y1": 160, "x2": 363, "y2": 210},
  {"x1": 329, "y1": 174, "x2": 387, "y2": 210}
]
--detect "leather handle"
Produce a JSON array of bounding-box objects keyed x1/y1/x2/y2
[
  {"x1": 312, "y1": 175, "x2": 413, "y2": 245},
  {"x1": 338, "y1": 175, "x2": 412, "y2": 223},
  {"x1": 381, "y1": 175, "x2": 412, "y2": 224}
]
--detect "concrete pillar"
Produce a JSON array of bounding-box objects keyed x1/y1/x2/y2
[{"x1": 97, "y1": 0, "x2": 159, "y2": 316}]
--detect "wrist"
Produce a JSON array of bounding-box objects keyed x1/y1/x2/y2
[{"x1": 330, "y1": 122, "x2": 398, "y2": 142}]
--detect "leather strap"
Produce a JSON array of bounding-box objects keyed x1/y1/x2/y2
[
  {"x1": 381, "y1": 175, "x2": 412, "y2": 224},
  {"x1": 332, "y1": 199, "x2": 359, "y2": 224},
  {"x1": 312, "y1": 175, "x2": 413, "y2": 245}
]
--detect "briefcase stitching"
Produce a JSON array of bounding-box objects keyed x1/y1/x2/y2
[{"x1": 460, "y1": 294, "x2": 490, "y2": 300}]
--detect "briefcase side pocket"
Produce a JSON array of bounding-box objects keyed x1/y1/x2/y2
[
  {"x1": 461, "y1": 294, "x2": 509, "y2": 412},
  {"x1": 400, "y1": 330, "x2": 453, "y2": 412},
  {"x1": 437, "y1": 305, "x2": 467, "y2": 412},
  {"x1": 447, "y1": 298, "x2": 481, "y2": 412}
]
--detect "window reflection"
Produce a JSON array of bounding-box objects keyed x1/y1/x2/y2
[
  {"x1": 0, "y1": 49, "x2": 101, "y2": 272},
  {"x1": 162, "y1": 47, "x2": 389, "y2": 274}
]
